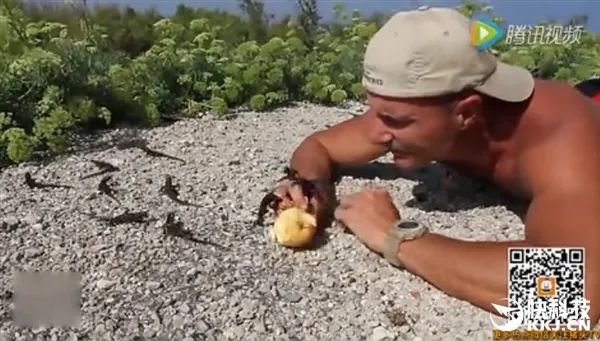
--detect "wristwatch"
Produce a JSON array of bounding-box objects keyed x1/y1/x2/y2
[{"x1": 383, "y1": 220, "x2": 428, "y2": 268}]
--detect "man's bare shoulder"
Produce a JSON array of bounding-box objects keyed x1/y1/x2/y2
[
  {"x1": 518, "y1": 79, "x2": 599, "y2": 145},
  {"x1": 517, "y1": 79, "x2": 600, "y2": 193}
]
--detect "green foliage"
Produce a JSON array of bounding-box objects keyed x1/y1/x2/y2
[{"x1": 0, "y1": 0, "x2": 598, "y2": 165}]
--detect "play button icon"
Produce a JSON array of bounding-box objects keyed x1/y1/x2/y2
[
  {"x1": 470, "y1": 18, "x2": 504, "y2": 50},
  {"x1": 479, "y1": 26, "x2": 489, "y2": 39}
]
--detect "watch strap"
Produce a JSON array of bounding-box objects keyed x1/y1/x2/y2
[{"x1": 383, "y1": 220, "x2": 427, "y2": 268}]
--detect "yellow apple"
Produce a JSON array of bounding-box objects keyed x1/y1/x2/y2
[{"x1": 270, "y1": 206, "x2": 317, "y2": 248}]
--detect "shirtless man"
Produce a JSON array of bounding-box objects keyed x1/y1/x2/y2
[{"x1": 273, "y1": 8, "x2": 600, "y2": 324}]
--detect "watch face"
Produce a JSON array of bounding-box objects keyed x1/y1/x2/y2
[{"x1": 398, "y1": 221, "x2": 419, "y2": 229}]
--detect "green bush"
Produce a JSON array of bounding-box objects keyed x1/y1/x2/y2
[{"x1": 0, "y1": 0, "x2": 598, "y2": 164}]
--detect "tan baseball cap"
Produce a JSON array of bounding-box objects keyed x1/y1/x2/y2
[{"x1": 362, "y1": 7, "x2": 535, "y2": 102}]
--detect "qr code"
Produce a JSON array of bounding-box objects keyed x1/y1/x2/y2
[{"x1": 509, "y1": 247, "x2": 585, "y2": 324}]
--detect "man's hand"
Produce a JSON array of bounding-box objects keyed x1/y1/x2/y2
[
  {"x1": 273, "y1": 179, "x2": 319, "y2": 213},
  {"x1": 334, "y1": 187, "x2": 401, "y2": 254},
  {"x1": 272, "y1": 177, "x2": 333, "y2": 227}
]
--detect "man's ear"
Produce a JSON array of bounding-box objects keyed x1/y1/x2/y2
[{"x1": 452, "y1": 94, "x2": 483, "y2": 130}]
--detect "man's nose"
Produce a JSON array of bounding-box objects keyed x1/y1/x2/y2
[
  {"x1": 370, "y1": 125, "x2": 393, "y2": 143},
  {"x1": 378, "y1": 132, "x2": 394, "y2": 144},
  {"x1": 366, "y1": 115, "x2": 393, "y2": 143}
]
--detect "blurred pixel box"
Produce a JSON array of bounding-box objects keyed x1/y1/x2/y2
[{"x1": 12, "y1": 270, "x2": 81, "y2": 328}]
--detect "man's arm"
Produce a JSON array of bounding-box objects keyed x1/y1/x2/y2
[
  {"x1": 396, "y1": 120, "x2": 600, "y2": 324},
  {"x1": 289, "y1": 111, "x2": 389, "y2": 181},
  {"x1": 284, "y1": 112, "x2": 389, "y2": 227}
]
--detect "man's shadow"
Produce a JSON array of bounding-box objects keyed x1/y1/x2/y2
[{"x1": 337, "y1": 161, "x2": 529, "y2": 221}]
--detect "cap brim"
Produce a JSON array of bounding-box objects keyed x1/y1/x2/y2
[{"x1": 475, "y1": 61, "x2": 535, "y2": 103}]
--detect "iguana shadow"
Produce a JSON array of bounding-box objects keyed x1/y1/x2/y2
[{"x1": 337, "y1": 161, "x2": 528, "y2": 221}]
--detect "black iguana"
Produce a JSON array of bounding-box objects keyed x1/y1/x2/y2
[{"x1": 24, "y1": 172, "x2": 72, "y2": 189}]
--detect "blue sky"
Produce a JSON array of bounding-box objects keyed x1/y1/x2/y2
[{"x1": 90, "y1": 0, "x2": 600, "y2": 33}]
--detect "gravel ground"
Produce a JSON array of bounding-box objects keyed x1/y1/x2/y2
[{"x1": 1, "y1": 102, "x2": 530, "y2": 341}]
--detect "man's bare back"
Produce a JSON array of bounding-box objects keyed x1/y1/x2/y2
[
  {"x1": 443, "y1": 79, "x2": 600, "y2": 198},
  {"x1": 271, "y1": 7, "x2": 600, "y2": 327}
]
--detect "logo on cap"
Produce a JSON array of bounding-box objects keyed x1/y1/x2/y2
[{"x1": 470, "y1": 18, "x2": 504, "y2": 50}]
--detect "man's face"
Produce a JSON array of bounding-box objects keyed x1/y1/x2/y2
[{"x1": 366, "y1": 93, "x2": 463, "y2": 170}]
